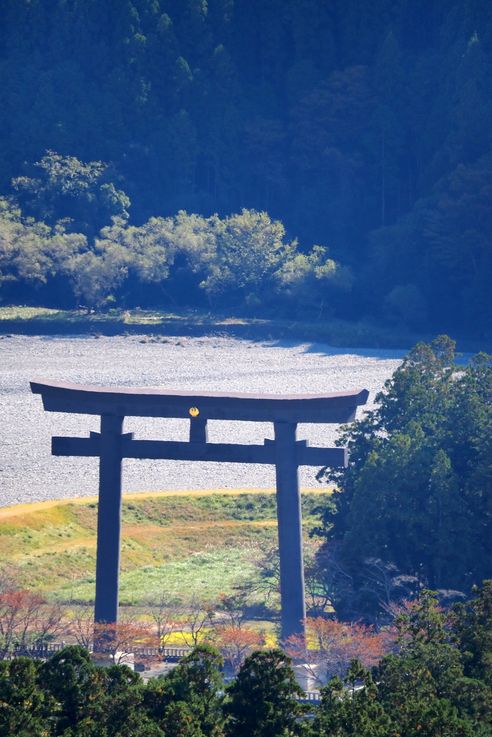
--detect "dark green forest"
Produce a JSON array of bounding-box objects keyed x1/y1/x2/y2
[
  {"x1": 1, "y1": 0, "x2": 492, "y2": 336},
  {"x1": 1, "y1": 586, "x2": 492, "y2": 736},
  {"x1": 315, "y1": 337, "x2": 492, "y2": 619}
]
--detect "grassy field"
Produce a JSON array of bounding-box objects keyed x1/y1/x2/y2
[
  {"x1": 0, "y1": 305, "x2": 428, "y2": 349},
  {"x1": 0, "y1": 306, "x2": 260, "y2": 329},
  {"x1": 0, "y1": 488, "x2": 329, "y2": 606}
]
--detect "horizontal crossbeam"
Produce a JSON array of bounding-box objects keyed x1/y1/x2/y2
[{"x1": 51, "y1": 436, "x2": 347, "y2": 467}]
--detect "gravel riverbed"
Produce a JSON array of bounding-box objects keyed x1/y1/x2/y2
[{"x1": 0, "y1": 334, "x2": 403, "y2": 506}]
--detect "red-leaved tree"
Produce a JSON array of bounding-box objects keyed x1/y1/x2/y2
[{"x1": 286, "y1": 616, "x2": 389, "y2": 685}]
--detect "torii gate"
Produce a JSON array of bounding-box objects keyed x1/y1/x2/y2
[{"x1": 31, "y1": 380, "x2": 368, "y2": 643}]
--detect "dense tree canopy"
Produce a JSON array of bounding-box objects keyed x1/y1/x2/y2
[
  {"x1": 144, "y1": 645, "x2": 225, "y2": 737},
  {"x1": 224, "y1": 649, "x2": 304, "y2": 737},
  {"x1": 0, "y1": 588, "x2": 491, "y2": 736},
  {"x1": 313, "y1": 588, "x2": 492, "y2": 737},
  {"x1": 0, "y1": 0, "x2": 491, "y2": 335},
  {"x1": 0, "y1": 187, "x2": 348, "y2": 312},
  {"x1": 315, "y1": 337, "x2": 492, "y2": 619}
]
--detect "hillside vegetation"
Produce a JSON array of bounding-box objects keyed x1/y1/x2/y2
[
  {"x1": 0, "y1": 489, "x2": 323, "y2": 605},
  {"x1": 1, "y1": 1, "x2": 492, "y2": 339}
]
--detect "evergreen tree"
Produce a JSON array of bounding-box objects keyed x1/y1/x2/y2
[
  {"x1": 144, "y1": 645, "x2": 225, "y2": 737},
  {"x1": 313, "y1": 662, "x2": 392, "y2": 737},
  {"x1": 375, "y1": 591, "x2": 479, "y2": 737},
  {"x1": 224, "y1": 649, "x2": 305, "y2": 737},
  {"x1": 0, "y1": 657, "x2": 48, "y2": 737},
  {"x1": 453, "y1": 581, "x2": 492, "y2": 687},
  {"x1": 38, "y1": 646, "x2": 107, "y2": 735},
  {"x1": 316, "y1": 337, "x2": 492, "y2": 617}
]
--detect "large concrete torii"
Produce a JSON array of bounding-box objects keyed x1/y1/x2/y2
[{"x1": 31, "y1": 380, "x2": 368, "y2": 643}]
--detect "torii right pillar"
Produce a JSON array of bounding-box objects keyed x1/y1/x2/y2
[{"x1": 274, "y1": 420, "x2": 306, "y2": 645}]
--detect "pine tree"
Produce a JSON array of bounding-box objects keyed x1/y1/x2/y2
[{"x1": 224, "y1": 649, "x2": 305, "y2": 737}]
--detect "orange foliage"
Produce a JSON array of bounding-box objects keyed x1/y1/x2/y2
[
  {"x1": 211, "y1": 624, "x2": 265, "y2": 671},
  {"x1": 0, "y1": 588, "x2": 65, "y2": 657},
  {"x1": 94, "y1": 619, "x2": 158, "y2": 664},
  {"x1": 286, "y1": 616, "x2": 389, "y2": 680}
]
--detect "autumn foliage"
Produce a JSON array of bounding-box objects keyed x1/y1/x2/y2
[
  {"x1": 286, "y1": 617, "x2": 390, "y2": 681},
  {"x1": 0, "y1": 588, "x2": 64, "y2": 658},
  {"x1": 211, "y1": 624, "x2": 265, "y2": 672}
]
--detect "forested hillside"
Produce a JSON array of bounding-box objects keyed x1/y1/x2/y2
[{"x1": 1, "y1": 0, "x2": 491, "y2": 336}]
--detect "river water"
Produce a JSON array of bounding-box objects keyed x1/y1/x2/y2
[{"x1": 0, "y1": 334, "x2": 404, "y2": 506}]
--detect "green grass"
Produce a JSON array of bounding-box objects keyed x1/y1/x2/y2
[
  {"x1": 1, "y1": 304, "x2": 488, "y2": 352},
  {"x1": 0, "y1": 306, "x2": 64, "y2": 320},
  {"x1": 64, "y1": 546, "x2": 263, "y2": 605},
  {"x1": 0, "y1": 306, "x2": 253, "y2": 326},
  {"x1": 0, "y1": 304, "x2": 424, "y2": 349},
  {"x1": 0, "y1": 490, "x2": 328, "y2": 606}
]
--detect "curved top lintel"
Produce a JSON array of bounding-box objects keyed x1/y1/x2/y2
[{"x1": 31, "y1": 379, "x2": 369, "y2": 424}]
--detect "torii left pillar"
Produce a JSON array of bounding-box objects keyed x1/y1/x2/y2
[{"x1": 94, "y1": 414, "x2": 124, "y2": 624}]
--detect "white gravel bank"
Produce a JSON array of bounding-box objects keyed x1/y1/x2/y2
[{"x1": 0, "y1": 334, "x2": 403, "y2": 506}]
